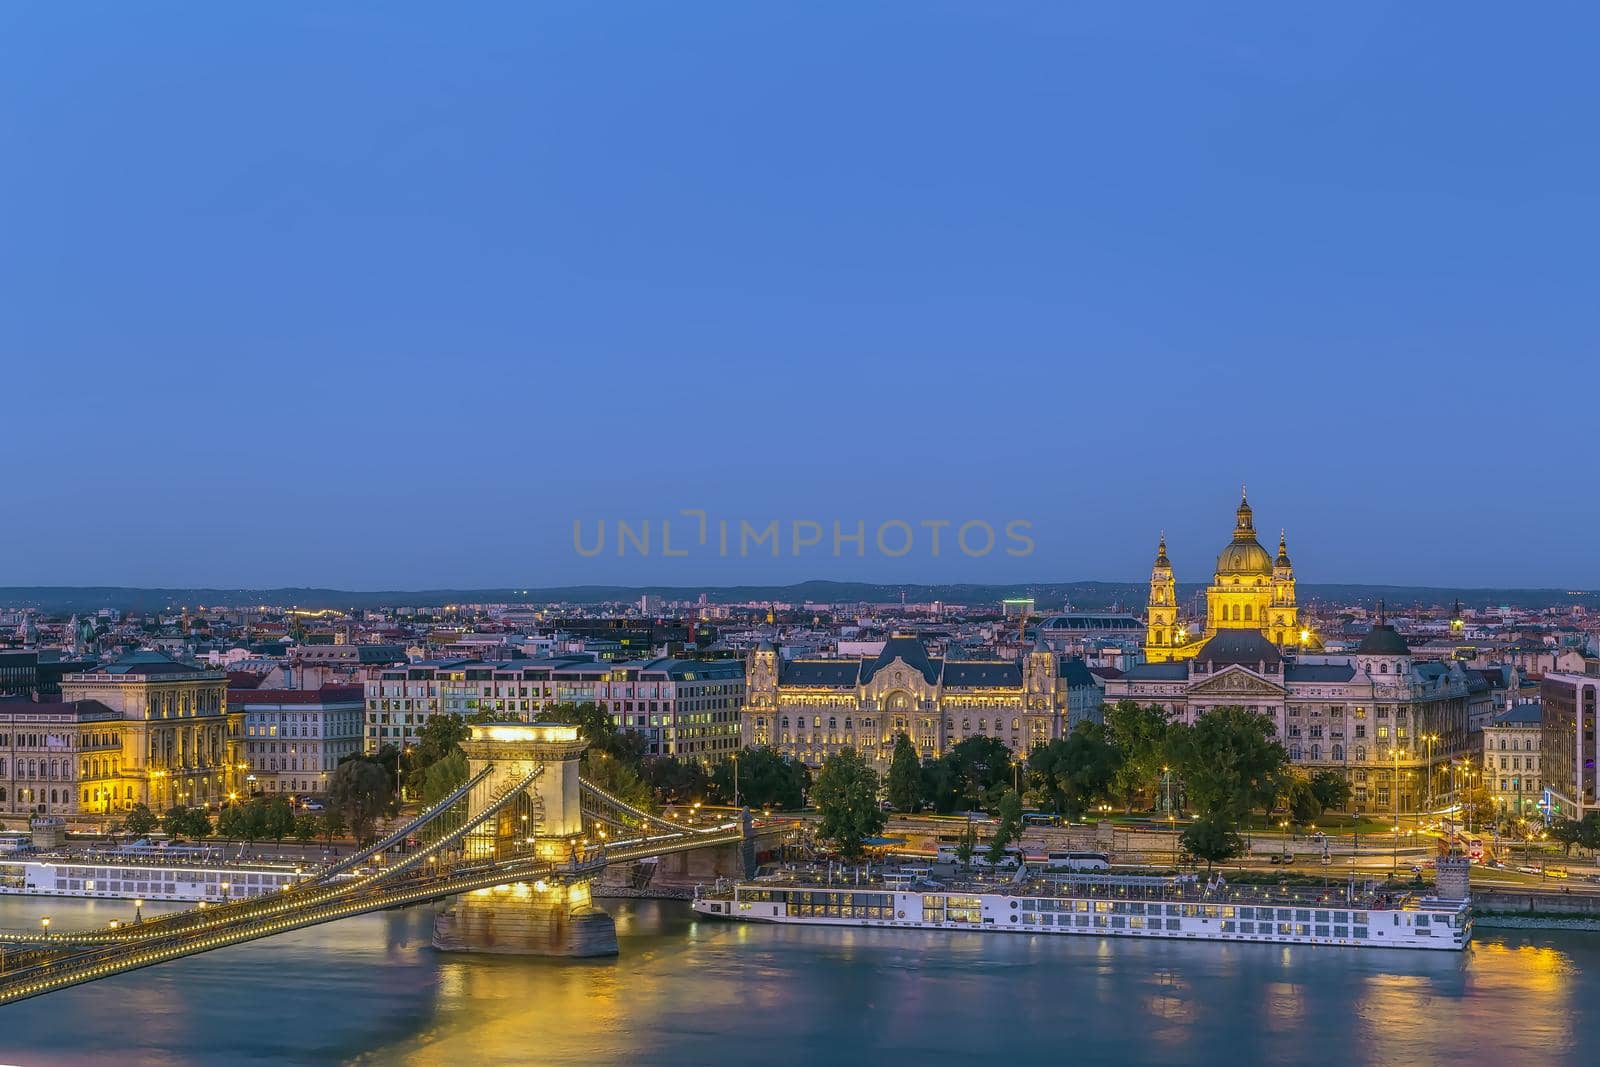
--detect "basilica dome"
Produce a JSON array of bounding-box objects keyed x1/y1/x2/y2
[
  {"x1": 1215, "y1": 540, "x2": 1273, "y2": 576},
  {"x1": 1214, "y1": 492, "x2": 1273, "y2": 577}
]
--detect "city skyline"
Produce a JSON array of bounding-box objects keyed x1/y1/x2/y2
[{"x1": 5, "y1": 5, "x2": 1599, "y2": 589}]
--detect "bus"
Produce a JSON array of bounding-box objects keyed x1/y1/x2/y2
[
  {"x1": 1042, "y1": 851, "x2": 1110, "y2": 872},
  {"x1": 935, "y1": 844, "x2": 1023, "y2": 869}
]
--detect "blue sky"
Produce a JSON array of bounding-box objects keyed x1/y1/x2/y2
[{"x1": 2, "y1": 3, "x2": 1596, "y2": 589}]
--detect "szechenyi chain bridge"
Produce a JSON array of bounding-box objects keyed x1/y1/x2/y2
[{"x1": 0, "y1": 723, "x2": 768, "y2": 1005}]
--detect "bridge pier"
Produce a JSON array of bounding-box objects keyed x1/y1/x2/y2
[
  {"x1": 433, "y1": 722, "x2": 616, "y2": 957},
  {"x1": 433, "y1": 877, "x2": 617, "y2": 957}
]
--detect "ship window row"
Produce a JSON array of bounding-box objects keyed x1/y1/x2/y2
[{"x1": 59, "y1": 867, "x2": 293, "y2": 886}]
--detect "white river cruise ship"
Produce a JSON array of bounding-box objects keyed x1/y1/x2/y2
[
  {"x1": 0, "y1": 851, "x2": 308, "y2": 903},
  {"x1": 694, "y1": 869, "x2": 1472, "y2": 952}
]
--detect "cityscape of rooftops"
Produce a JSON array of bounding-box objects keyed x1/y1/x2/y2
[{"x1": 4, "y1": 4, "x2": 1599, "y2": 1066}]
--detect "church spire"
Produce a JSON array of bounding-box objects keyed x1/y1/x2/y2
[
  {"x1": 1155, "y1": 531, "x2": 1170, "y2": 569},
  {"x1": 1234, "y1": 486, "x2": 1254, "y2": 537},
  {"x1": 1276, "y1": 528, "x2": 1291, "y2": 567}
]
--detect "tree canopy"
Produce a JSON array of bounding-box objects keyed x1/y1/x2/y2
[
  {"x1": 1028, "y1": 724, "x2": 1120, "y2": 820},
  {"x1": 886, "y1": 734, "x2": 922, "y2": 812},
  {"x1": 988, "y1": 789, "x2": 1024, "y2": 861},
  {"x1": 330, "y1": 758, "x2": 398, "y2": 845},
  {"x1": 813, "y1": 747, "x2": 886, "y2": 860},
  {"x1": 1167, "y1": 706, "x2": 1288, "y2": 823},
  {"x1": 1181, "y1": 814, "x2": 1245, "y2": 872},
  {"x1": 923, "y1": 735, "x2": 1013, "y2": 813},
  {"x1": 123, "y1": 803, "x2": 158, "y2": 837},
  {"x1": 1103, "y1": 700, "x2": 1172, "y2": 811}
]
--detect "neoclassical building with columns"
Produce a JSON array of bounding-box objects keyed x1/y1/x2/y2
[
  {"x1": 1110, "y1": 617, "x2": 1477, "y2": 814},
  {"x1": 742, "y1": 635, "x2": 1102, "y2": 771},
  {"x1": 60, "y1": 651, "x2": 244, "y2": 817}
]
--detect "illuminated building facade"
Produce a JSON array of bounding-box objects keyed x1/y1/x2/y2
[
  {"x1": 233, "y1": 685, "x2": 364, "y2": 797},
  {"x1": 59, "y1": 651, "x2": 243, "y2": 815},
  {"x1": 1144, "y1": 491, "x2": 1304, "y2": 663},
  {"x1": 365, "y1": 655, "x2": 742, "y2": 763},
  {"x1": 1106, "y1": 623, "x2": 1473, "y2": 814},
  {"x1": 741, "y1": 635, "x2": 1102, "y2": 770},
  {"x1": 1482, "y1": 704, "x2": 1542, "y2": 818},
  {"x1": 1541, "y1": 666, "x2": 1600, "y2": 817},
  {"x1": 0, "y1": 652, "x2": 244, "y2": 825}
]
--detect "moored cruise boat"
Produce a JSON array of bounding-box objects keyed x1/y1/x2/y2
[
  {"x1": 693, "y1": 870, "x2": 1471, "y2": 951},
  {"x1": 0, "y1": 852, "x2": 309, "y2": 903}
]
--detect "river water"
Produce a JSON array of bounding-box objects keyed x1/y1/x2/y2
[{"x1": 0, "y1": 895, "x2": 1595, "y2": 1066}]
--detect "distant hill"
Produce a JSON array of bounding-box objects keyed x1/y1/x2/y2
[{"x1": 0, "y1": 581, "x2": 1592, "y2": 615}]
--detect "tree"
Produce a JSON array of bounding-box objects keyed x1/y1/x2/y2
[
  {"x1": 1282, "y1": 774, "x2": 1322, "y2": 827},
  {"x1": 1028, "y1": 724, "x2": 1120, "y2": 820},
  {"x1": 886, "y1": 734, "x2": 922, "y2": 812},
  {"x1": 988, "y1": 789, "x2": 1024, "y2": 862},
  {"x1": 937, "y1": 736, "x2": 1015, "y2": 813},
  {"x1": 263, "y1": 796, "x2": 296, "y2": 844},
  {"x1": 321, "y1": 805, "x2": 348, "y2": 845},
  {"x1": 293, "y1": 813, "x2": 321, "y2": 844},
  {"x1": 711, "y1": 746, "x2": 809, "y2": 810},
  {"x1": 920, "y1": 755, "x2": 960, "y2": 815},
  {"x1": 329, "y1": 759, "x2": 398, "y2": 846},
  {"x1": 407, "y1": 713, "x2": 470, "y2": 787},
  {"x1": 644, "y1": 756, "x2": 708, "y2": 805},
  {"x1": 1103, "y1": 700, "x2": 1172, "y2": 811},
  {"x1": 124, "y1": 803, "x2": 158, "y2": 837},
  {"x1": 581, "y1": 750, "x2": 655, "y2": 814},
  {"x1": 1181, "y1": 814, "x2": 1245, "y2": 873},
  {"x1": 1167, "y1": 706, "x2": 1289, "y2": 823},
  {"x1": 218, "y1": 802, "x2": 253, "y2": 843},
  {"x1": 419, "y1": 750, "x2": 469, "y2": 807},
  {"x1": 812, "y1": 748, "x2": 886, "y2": 860},
  {"x1": 1551, "y1": 816, "x2": 1584, "y2": 856},
  {"x1": 1581, "y1": 812, "x2": 1600, "y2": 855},
  {"x1": 954, "y1": 818, "x2": 979, "y2": 865},
  {"x1": 1462, "y1": 783, "x2": 1495, "y2": 832},
  {"x1": 161, "y1": 806, "x2": 190, "y2": 840},
  {"x1": 1308, "y1": 770, "x2": 1352, "y2": 815},
  {"x1": 537, "y1": 702, "x2": 649, "y2": 767},
  {"x1": 183, "y1": 808, "x2": 213, "y2": 843}
]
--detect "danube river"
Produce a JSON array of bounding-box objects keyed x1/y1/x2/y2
[{"x1": 1, "y1": 895, "x2": 1596, "y2": 1066}]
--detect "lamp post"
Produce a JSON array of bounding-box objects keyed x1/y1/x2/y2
[
  {"x1": 1422, "y1": 733, "x2": 1439, "y2": 813},
  {"x1": 1391, "y1": 745, "x2": 1407, "y2": 876}
]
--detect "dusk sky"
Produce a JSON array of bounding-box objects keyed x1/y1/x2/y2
[{"x1": 3, "y1": 3, "x2": 1596, "y2": 590}]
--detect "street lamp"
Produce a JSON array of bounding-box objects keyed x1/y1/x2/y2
[
  {"x1": 39, "y1": 916, "x2": 50, "y2": 931},
  {"x1": 1421, "y1": 733, "x2": 1439, "y2": 812},
  {"x1": 1391, "y1": 745, "x2": 1408, "y2": 876}
]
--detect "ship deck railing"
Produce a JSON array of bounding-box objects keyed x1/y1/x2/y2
[{"x1": 734, "y1": 870, "x2": 1460, "y2": 913}]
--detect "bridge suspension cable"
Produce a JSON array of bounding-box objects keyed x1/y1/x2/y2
[
  {"x1": 0, "y1": 764, "x2": 547, "y2": 949},
  {"x1": 312, "y1": 761, "x2": 499, "y2": 884},
  {"x1": 578, "y1": 778, "x2": 732, "y2": 837}
]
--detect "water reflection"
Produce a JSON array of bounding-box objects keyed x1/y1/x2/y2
[{"x1": 1, "y1": 897, "x2": 1598, "y2": 1066}]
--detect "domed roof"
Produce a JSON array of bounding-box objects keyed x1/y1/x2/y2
[
  {"x1": 1215, "y1": 490, "x2": 1273, "y2": 577},
  {"x1": 1216, "y1": 540, "x2": 1273, "y2": 576},
  {"x1": 1197, "y1": 629, "x2": 1283, "y2": 668},
  {"x1": 1356, "y1": 624, "x2": 1411, "y2": 656}
]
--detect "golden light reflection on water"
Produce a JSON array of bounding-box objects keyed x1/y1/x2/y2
[{"x1": 5, "y1": 897, "x2": 1600, "y2": 1066}]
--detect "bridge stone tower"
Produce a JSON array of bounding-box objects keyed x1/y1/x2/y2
[
  {"x1": 459, "y1": 723, "x2": 587, "y2": 862},
  {"x1": 433, "y1": 723, "x2": 618, "y2": 957}
]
